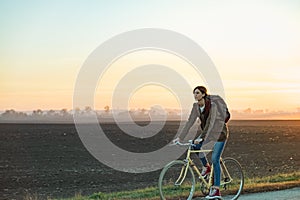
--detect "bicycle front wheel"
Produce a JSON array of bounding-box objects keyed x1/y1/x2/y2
[
  {"x1": 220, "y1": 157, "x2": 244, "y2": 200},
  {"x1": 158, "y1": 160, "x2": 195, "y2": 200}
]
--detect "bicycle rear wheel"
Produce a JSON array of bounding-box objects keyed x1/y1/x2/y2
[
  {"x1": 158, "y1": 160, "x2": 195, "y2": 200},
  {"x1": 220, "y1": 157, "x2": 244, "y2": 200}
]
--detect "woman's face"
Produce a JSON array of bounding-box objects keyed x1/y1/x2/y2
[{"x1": 193, "y1": 89, "x2": 205, "y2": 101}]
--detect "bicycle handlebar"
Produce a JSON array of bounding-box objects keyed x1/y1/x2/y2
[
  {"x1": 170, "y1": 140, "x2": 195, "y2": 147},
  {"x1": 170, "y1": 139, "x2": 213, "y2": 153}
]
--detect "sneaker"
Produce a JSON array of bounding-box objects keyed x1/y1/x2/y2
[
  {"x1": 201, "y1": 165, "x2": 211, "y2": 177},
  {"x1": 205, "y1": 187, "x2": 222, "y2": 199}
]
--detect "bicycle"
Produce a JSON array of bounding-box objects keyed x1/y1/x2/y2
[{"x1": 158, "y1": 140, "x2": 244, "y2": 200}]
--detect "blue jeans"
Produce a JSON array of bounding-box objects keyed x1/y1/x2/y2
[{"x1": 193, "y1": 141, "x2": 225, "y2": 187}]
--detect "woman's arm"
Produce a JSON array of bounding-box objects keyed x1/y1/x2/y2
[{"x1": 178, "y1": 103, "x2": 198, "y2": 140}]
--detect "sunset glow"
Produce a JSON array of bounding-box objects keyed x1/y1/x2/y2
[{"x1": 1, "y1": 0, "x2": 300, "y2": 119}]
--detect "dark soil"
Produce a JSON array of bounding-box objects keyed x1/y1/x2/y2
[{"x1": 0, "y1": 120, "x2": 299, "y2": 200}]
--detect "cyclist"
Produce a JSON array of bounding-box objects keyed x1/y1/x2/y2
[{"x1": 173, "y1": 86, "x2": 229, "y2": 199}]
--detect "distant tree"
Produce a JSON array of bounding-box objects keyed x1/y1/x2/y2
[
  {"x1": 47, "y1": 109, "x2": 56, "y2": 116},
  {"x1": 60, "y1": 108, "x2": 69, "y2": 117},
  {"x1": 140, "y1": 108, "x2": 147, "y2": 115},
  {"x1": 104, "y1": 105, "x2": 110, "y2": 113},
  {"x1": 32, "y1": 109, "x2": 43, "y2": 116},
  {"x1": 1, "y1": 109, "x2": 16, "y2": 116},
  {"x1": 1, "y1": 109, "x2": 27, "y2": 119},
  {"x1": 17, "y1": 112, "x2": 28, "y2": 118},
  {"x1": 253, "y1": 109, "x2": 264, "y2": 114},
  {"x1": 74, "y1": 107, "x2": 81, "y2": 114},
  {"x1": 1, "y1": 109, "x2": 16, "y2": 118},
  {"x1": 85, "y1": 106, "x2": 92, "y2": 113},
  {"x1": 243, "y1": 108, "x2": 252, "y2": 114}
]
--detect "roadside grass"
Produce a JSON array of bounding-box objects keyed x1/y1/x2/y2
[
  {"x1": 242, "y1": 171, "x2": 300, "y2": 193},
  {"x1": 52, "y1": 171, "x2": 300, "y2": 200}
]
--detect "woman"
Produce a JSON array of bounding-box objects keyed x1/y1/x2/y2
[{"x1": 173, "y1": 86, "x2": 229, "y2": 199}]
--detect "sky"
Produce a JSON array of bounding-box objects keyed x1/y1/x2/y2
[{"x1": 1, "y1": 0, "x2": 300, "y2": 114}]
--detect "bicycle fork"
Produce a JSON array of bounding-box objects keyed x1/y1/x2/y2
[{"x1": 174, "y1": 159, "x2": 189, "y2": 186}]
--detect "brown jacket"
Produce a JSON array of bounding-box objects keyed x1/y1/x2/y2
[{"x1": 179, "y1": 98, "x2": 228, "y2": 142}]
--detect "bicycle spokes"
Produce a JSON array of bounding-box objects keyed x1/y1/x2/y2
[
  {"x1": 158, "y1": 160, "x2": 195, "y2": 200},
  {"x1": 220, "y1": 158, "x2": 244, "y2": 200}
]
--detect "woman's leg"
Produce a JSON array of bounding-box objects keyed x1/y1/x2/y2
[
  {"x1": 193, "y1": 142, "x2": 208, "y2": 166},
  {"x1": 212, "y1": 141, "x2": 225, "y2": 187}
]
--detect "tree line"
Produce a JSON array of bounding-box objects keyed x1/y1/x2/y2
[{"x1": 0, "y1": 106, "x2": 102, "y2": 120}]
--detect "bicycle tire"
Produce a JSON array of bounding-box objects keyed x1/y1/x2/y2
[
  {"x1": 220, "y1": 157, "x2": 244, "y2": 200},
  {"x1": 158, "y1": 160, "x2": 195, "y2": 200}
]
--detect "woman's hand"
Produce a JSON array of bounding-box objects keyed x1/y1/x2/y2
[
  {"x1": 172, "y1": 137, "x2": 181, "y2": 144},
  {"x1": 194, "y1": 138, "x2": 203, "y2": 144}
]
